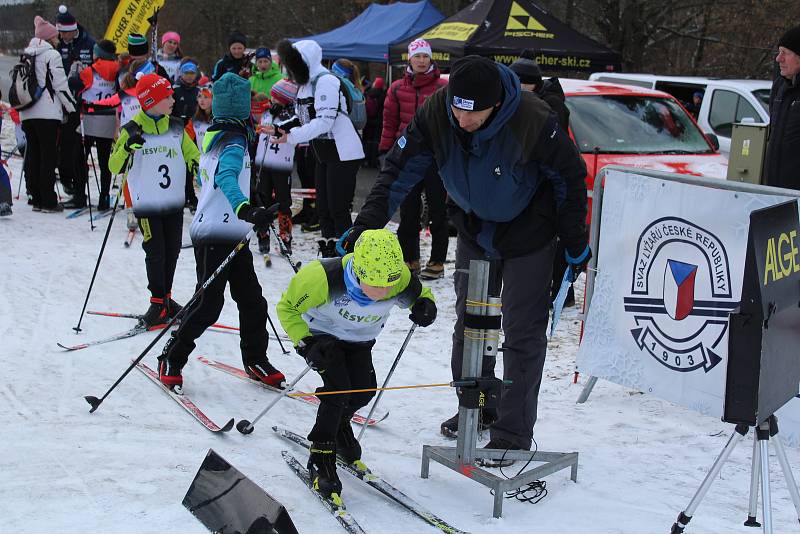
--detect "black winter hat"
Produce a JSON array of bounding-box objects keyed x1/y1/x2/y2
[
  {"x1": 56, "y1": 5, "x2": 78, "y2": 32},
  {"x1": 779, "y1": 25, "x2": 800, "y2": 56},
  {"x1": 127, "y1": 33, "x2": 148, "y2": 57},
  {"x1": 510, "y1": 49, "x2": 542, "y2": 86},
  {"x1": 93, "y1": 39, "x2": 117, "y2": 61},
  {"x1": 447, "y1": 55, "x2": 503, "y2": 112},
  {"x1": 277, "y1": 39, "x2": 309, "y2": 85},
  {"x1": 228, "y1": 31, "x2": 247, "y2": 48}
]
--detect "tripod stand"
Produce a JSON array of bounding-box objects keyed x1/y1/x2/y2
[{"x1": 671, "y1": 415, "x2": 800, "y2": 533}]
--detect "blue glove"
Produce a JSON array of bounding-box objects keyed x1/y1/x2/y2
[
  {"x1": 336, "y1": 226, "x2": 366, "y2": 256},
  {"x1": 565, "y1": 245, "x2": 591, "y2": 283}
]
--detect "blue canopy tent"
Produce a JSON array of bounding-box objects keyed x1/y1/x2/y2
[{"x1": 293, "y1": 1, "x2": 445, "y2": 62}]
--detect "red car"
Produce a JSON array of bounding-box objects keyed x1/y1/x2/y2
[{"x1": 561, "y1": 79, "x2": 728, "y2": 221}]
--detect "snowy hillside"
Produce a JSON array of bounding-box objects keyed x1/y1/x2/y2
[{"x1": 1, "y1": 117, "x2": 798, "y2": 534}]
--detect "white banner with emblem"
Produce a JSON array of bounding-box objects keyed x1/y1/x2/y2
[{"x1": 577, "y1": 168, "x2": 800, "y2": 444}]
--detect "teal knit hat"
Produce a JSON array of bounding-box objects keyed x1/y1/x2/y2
[{"x1": 212, "y1": 73, "x2": 251, "y2": 120}]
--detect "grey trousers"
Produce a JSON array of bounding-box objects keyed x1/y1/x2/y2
[{"x1": 451, "y1": 235, "x2": 556, "y2": 449}]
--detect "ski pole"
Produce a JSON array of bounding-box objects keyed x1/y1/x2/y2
[
  {"x1": 85, "y1": 228, "x2": 257, "y2": 413},
  {"x1": 15, "y1": 142, "x2": 27, "y2": 200},
  {"x1": 73, "y1": 171, "x2": 126, "y2": 333},
  {"x1": 87, "y1": 139, "x2": 102, "y2": 198},
  {"x1": 79, "y1": 118, "x2": 96, "y2": 231},
  {"x1": 237, "y1": 364, "x2": 313, "y2": 435},
  {"x1": 549, "y1": 267, "x2": 572, "y2": 338},
  {"x1": 357, "y1": 324, "x2": 416, "y2": 440},
  {"x1": 269, "y1": 223, "x2": 300, "y2": 273},
  {"x1": 267, "y1": 309, "x2": 289, "y2": 354}
]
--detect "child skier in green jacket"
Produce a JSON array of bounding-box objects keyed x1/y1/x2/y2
[
  {"x1": 109, "y1": 72, "x2": 200, "y2": 327},
  {"x1": 276, "y1": 229, "x2": 437, "y2": 502}
]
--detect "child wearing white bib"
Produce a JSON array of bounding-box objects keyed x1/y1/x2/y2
[{"x1": 109, "y1": 73, "x2": 200, "y2": 328}]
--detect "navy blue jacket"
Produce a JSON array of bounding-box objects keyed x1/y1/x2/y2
[
  {"x1": 57, "y1": 25, "x2": 95, "y2": 76},
  {"x1": 355, "y1": 63, "x2": 587, "y2": 259}
]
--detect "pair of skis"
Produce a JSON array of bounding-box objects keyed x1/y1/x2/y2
[
  {"x1": 129, "y1": 357, "x2": 387, "y2": 434},
  {"x1": 276, "y1": 426, "x2": 467, "y2": 534},
  {"x1": 197, "y1": 357, "x2": 387, "y2": 427},
  {"x1": 58, "y1": 310, "x2": 292, "y2": 351},
  {"x1": 65, "y1": 207, "x2": 114, "y2": 221},
  {"x1": 56, "y1": 310, "x2": 241, "y2": 351}
]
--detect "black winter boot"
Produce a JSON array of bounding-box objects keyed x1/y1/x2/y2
[
  {"x1": 440, "y1": 408, "x2": 497, "y2": 439},
  {"x1": 157, "y1": 331, "x2": 196, "y2": 391},
  {"x1": 140, "y1": 297, "x2": 168, "y2": 328},
  {"x1": 165, "y1": 293, "x2": 182, "y2": 320},
  {"x1": 244, "y1": 357, "x2": 286, "y2": 388},
  {"x1": 308, "y1": 441, "x2": 342, "y2": 500}
]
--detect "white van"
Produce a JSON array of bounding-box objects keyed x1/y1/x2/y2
[{"x1": 587, "y1": 73, "x2": 771, "y2": 157}]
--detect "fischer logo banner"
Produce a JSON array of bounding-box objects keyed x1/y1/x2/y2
[
  {"x1": 104, "y1": 0, "x2": 166, "y2": 51},
  {"x1": 505, "y1": 1, "x2": 554, "y2": 38},
  {"x1": 578, "y1": 169, "x2": 800, "y2": 444}
]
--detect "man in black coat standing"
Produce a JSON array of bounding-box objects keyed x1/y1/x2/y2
[
  {"x1": 55, "y1": 5, "x2": 94, "y2": 200},
  {"x1": 765, "y1": 26, "x2": 800, "y2": 189},
  {"x1": 339, "y1": 57, "x2": 589, "y2": 464}
]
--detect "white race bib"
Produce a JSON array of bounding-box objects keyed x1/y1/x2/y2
[
  {"x1": 127, "y1": 119, "x2": 187, "y2": 216},
  {"x1": 190, "y1": 135, "x2": 252, "y2": 244}
]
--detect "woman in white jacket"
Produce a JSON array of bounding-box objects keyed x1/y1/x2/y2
[
  {"x1": 275, "y1": 39, "x2": 365, "y2": 257},
  {"x1": 19, "y1": 16, "x2": 76, "y2": 212}
]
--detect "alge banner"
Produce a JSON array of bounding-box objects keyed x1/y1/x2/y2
[
  {"x1": 577, "y1": 169, "x2": 800, "y2": 444},
  {"x1": 104, "y1": 0, "x2": 166, "y2": 52}
]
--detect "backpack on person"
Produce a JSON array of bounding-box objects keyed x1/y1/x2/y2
[
  {"x1": 311, "y1": 72, "x2": 367, "y2": 131},
  {"x1": 8, "y1": 53, "x2": 51, "y2": 111}
]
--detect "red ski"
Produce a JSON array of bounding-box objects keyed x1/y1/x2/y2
[
  {"x1": 197, "y1": 356, "x2": 388, "y2": 426},
  {"x1": 135, "y1": 361, "x2": 234, "y2": 433}
]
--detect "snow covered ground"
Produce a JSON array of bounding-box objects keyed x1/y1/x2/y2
[{"x1": 1, "y1": 117, "x2": 799, "y2": 534}]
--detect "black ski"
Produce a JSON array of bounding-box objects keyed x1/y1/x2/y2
[
  {"x1": 274, "y1": 426, "x2": 469, "y2": 534},
  {"x1": 136, "y1": 361, "x2": 234, "y2": 433},
  {"x1": 282, "y1": 451, "x2": 366, "y2": 534}
]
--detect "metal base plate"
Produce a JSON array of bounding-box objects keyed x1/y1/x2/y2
[{"x1": 421, "y1": 445, "x2": 579, "y2": 518}]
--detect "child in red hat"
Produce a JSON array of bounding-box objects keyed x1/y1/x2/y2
[{"x1": 109, "y1": 72, "x2": 201, "y2": 327}]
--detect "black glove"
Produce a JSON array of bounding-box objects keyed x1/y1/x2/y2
[
  {"x1": 296, "y1": 334, "x2": 342, "y2": 371},
  {"x1": 124, "y1": 131, "x2": 146, "y2": 152},
  {"x1": 336, "y1": 225, "x2": 367, "y2": 255},
  {"x1": 565, "y1": 245, "x2": 592, "y2": 283},
  {"x1": 237, "y1": 202, "x2": 279, "y2": 231},
  {"x1": 409, "y1": 298, "x2": 437, "y2": 327}
]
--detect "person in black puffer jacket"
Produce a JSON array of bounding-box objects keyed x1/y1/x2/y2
[
  {"x1": 764, "y1": 26, "x2": 800, "y2": 190},
  {"x1": 212, "y1": 31, "x2": 251, "y2": 81}
]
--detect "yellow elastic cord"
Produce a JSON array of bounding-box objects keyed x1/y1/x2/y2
[{"x1": 465, "y1": 299, "x2": 503, "y2": 308}]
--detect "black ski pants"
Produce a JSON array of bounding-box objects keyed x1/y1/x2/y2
[
  {"x1": 295, "y1": 145, "x2": 316, "y2": 215},
  {"x1": 255, "y1": 168, "x2": 292, "y2": 246},
  {"x1": 308, "y1": 340, "x2": 376, "y2": 443},
  {"x1": 79, "y1": 135, "x2": 113, "y2": 201},
  {"x1": 21, "y1": 119, "x2": 59, "y2": 209},
  {"x1": 175, "y1": 243, "x2": 269, "y2": 364},
  {"x1": 138, "y1": 211, "x2": 183, "y2": 300},
  {"x1": 315, "y1": 158, "x2": 360, "y2": 239},
  {"x1": 397, "y1": 164, "x2": 449, "y2": 264},
  {"x1": 57, "y1": 112, "x2": 82, "y2": 191},
  {"x1": 450, "y1": 235, "x2": 556, "y2": 450}
]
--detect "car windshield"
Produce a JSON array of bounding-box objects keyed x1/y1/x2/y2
[
  {"x1": 752, "y1": 89, "x2": 771, "y2": 114},
  {"x1": 566, "y1": 95, "x2": 713, "y2": 154}
]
